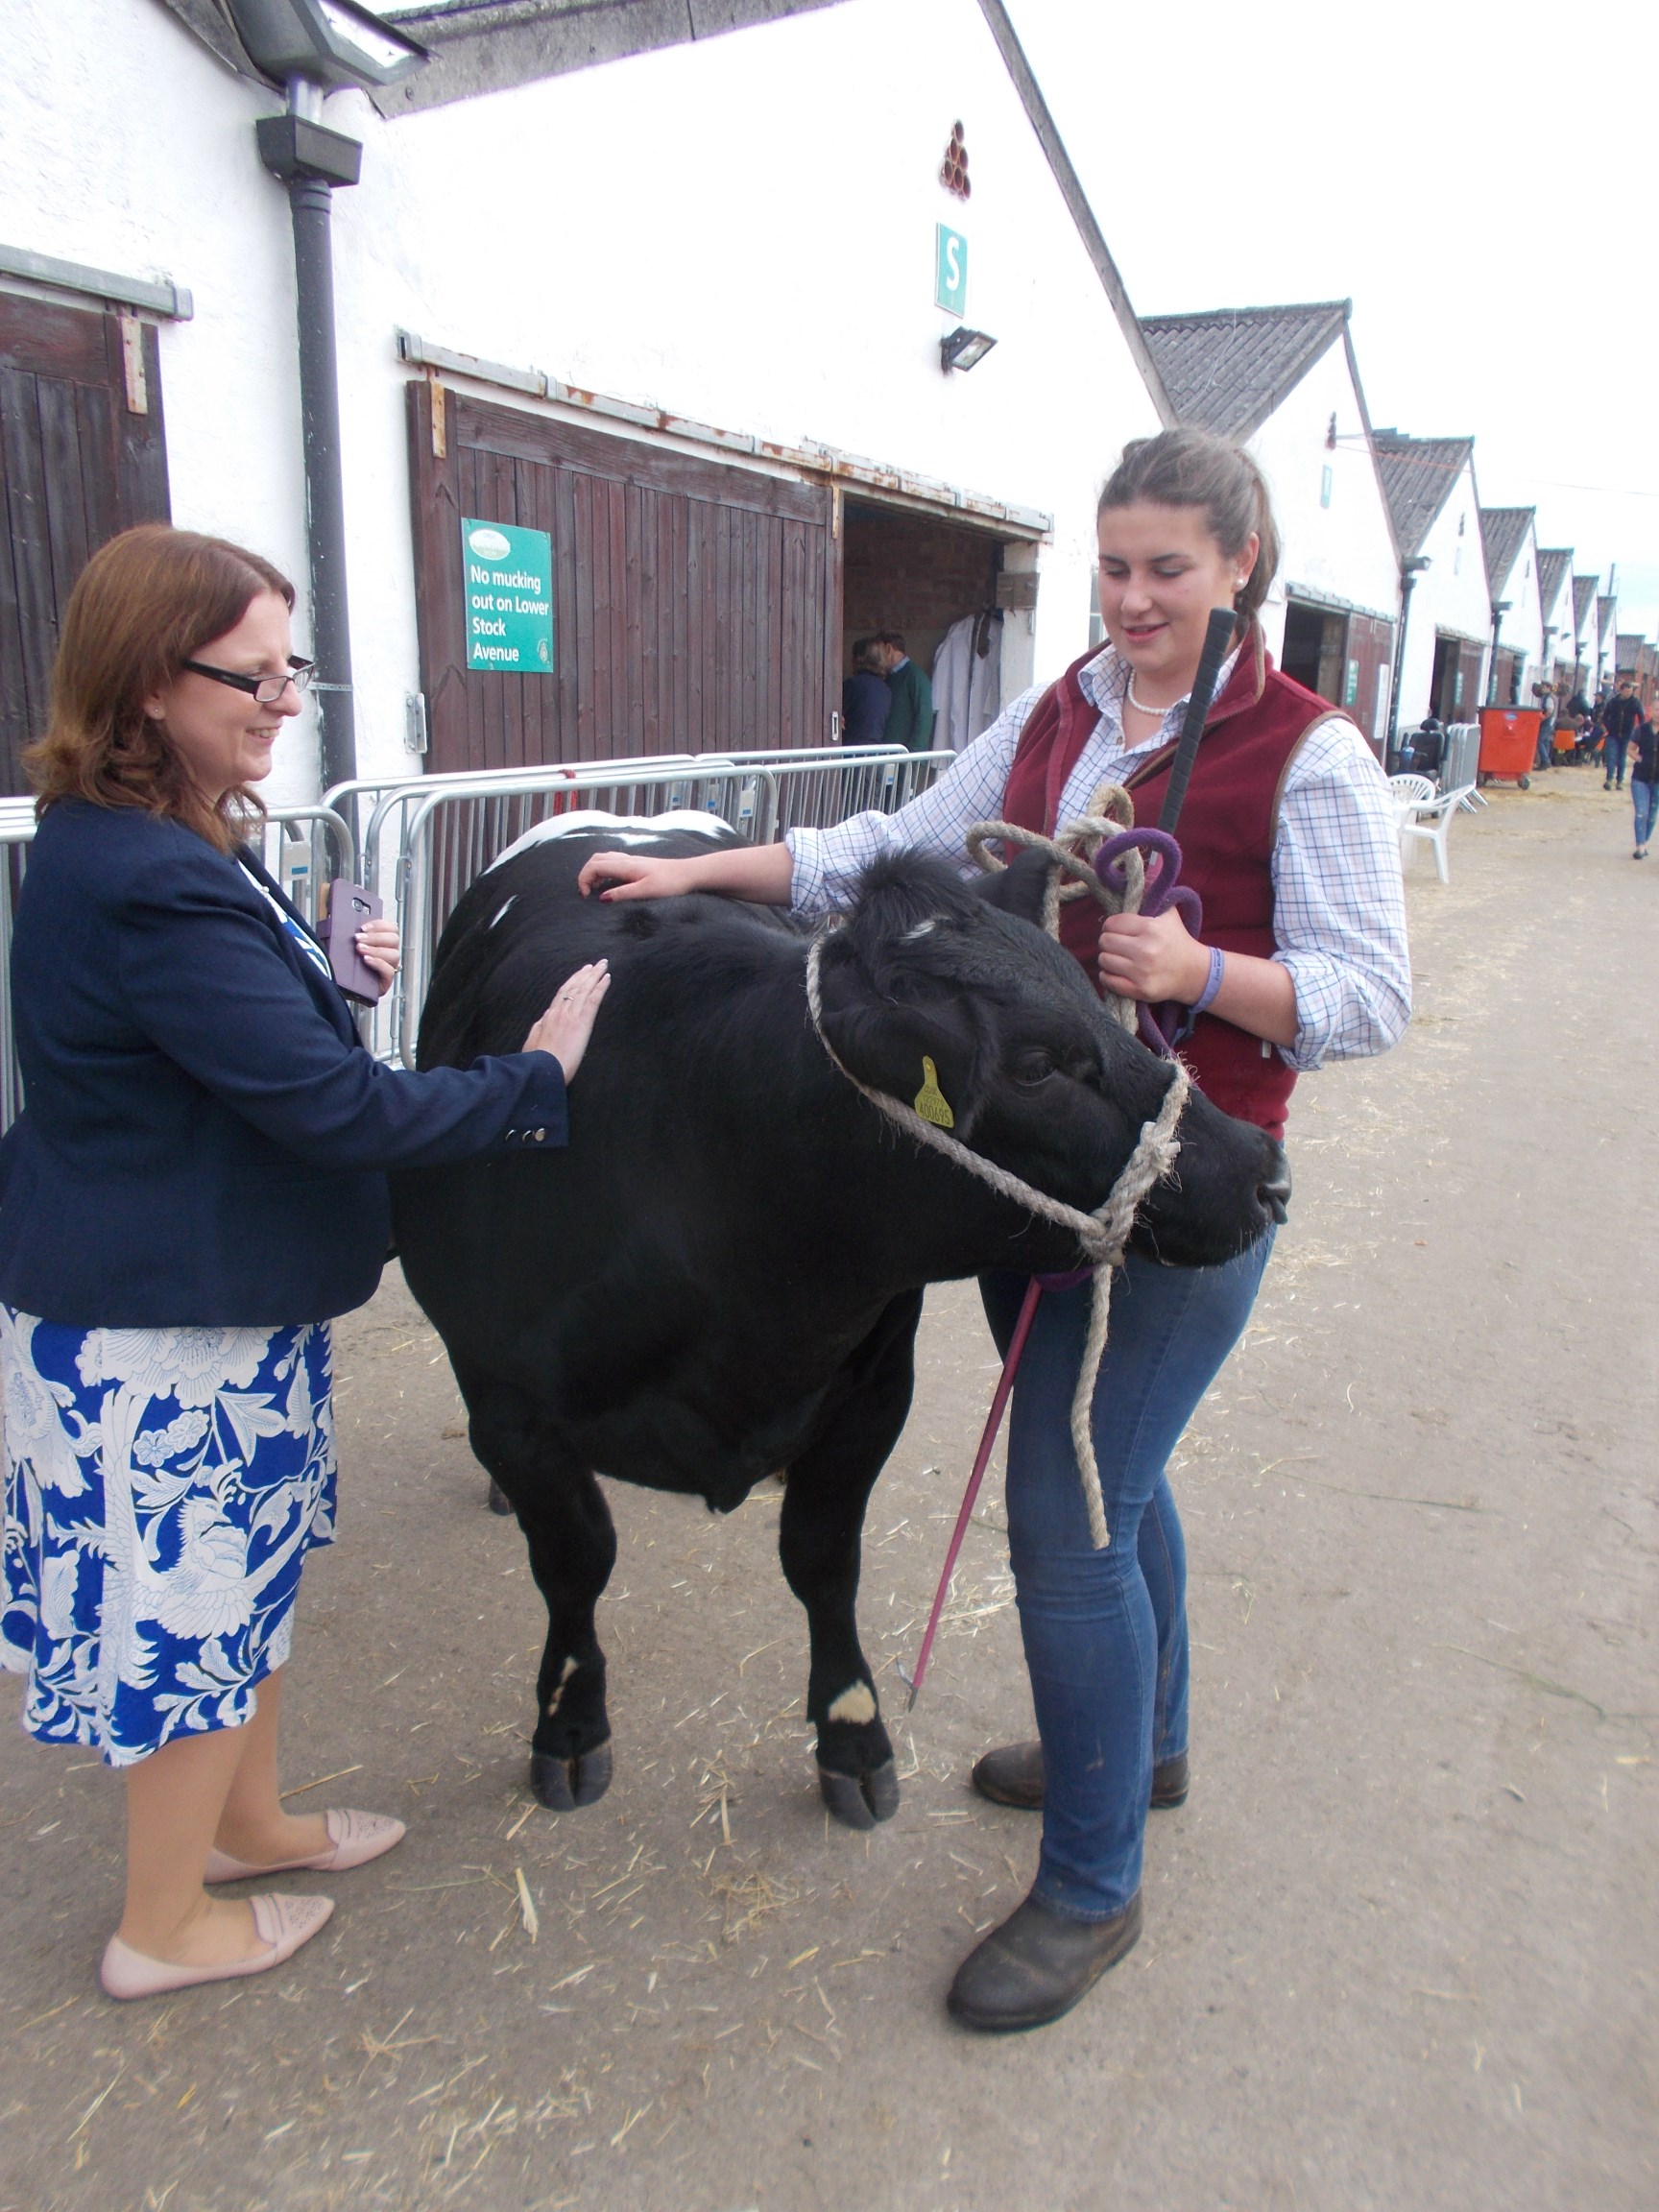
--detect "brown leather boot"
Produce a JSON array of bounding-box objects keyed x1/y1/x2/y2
[
  {"x1": 947, "y1": 1888, "x2": 1142, "y2": 2032},
  {"x1": 970, "y1": 1742, "x2": 1190, "y2": 1811}
]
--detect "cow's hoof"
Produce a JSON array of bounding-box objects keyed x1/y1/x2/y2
[
  {"x1": 531, "y1": 1740, "x2": 613, "y2": 1811},
  {"x1": 487, "y1": 1480, "x2": 514, "y2": 1518},
  {"x1": 818, "y1": 1758, "x2": 900, "y2": 1831}
]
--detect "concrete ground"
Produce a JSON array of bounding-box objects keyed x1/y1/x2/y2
[{"x1": 2, "y1": 769, "x2": 1654, "y2": 2212}]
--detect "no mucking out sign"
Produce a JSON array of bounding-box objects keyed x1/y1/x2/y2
[{"x1": 462, "y1": 517, "x2": 555, "y2": 672}]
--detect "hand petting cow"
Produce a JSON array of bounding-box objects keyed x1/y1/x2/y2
[{"x1": 393, "y1": 822, "x2": 1286, "y2": 1831}]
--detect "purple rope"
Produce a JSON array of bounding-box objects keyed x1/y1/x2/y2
[{"x1": 1091, "y1": 829, "x2": 1205, "y2": 1054}]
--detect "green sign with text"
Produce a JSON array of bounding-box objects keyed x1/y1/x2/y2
[
  {"x1": 462, "y1": 517, "x2": 554, "y2": 672},
  {"x1": 935, "y1": 224, "x2": 968, "y2": 317}
]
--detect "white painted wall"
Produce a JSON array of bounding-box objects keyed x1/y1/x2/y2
[
  {"x1": 4, "y1": 0, "x2": 1164, "y2": 799},
  {"x1": 1490, "y1": 518, "x2": 1543, "y2": 701},
  {"x1": 1536, "y1": 560, "x2": 1575, "y2": 685},
  {"x1": 1395, "y1": 454, "x2": 1491, "y2": 726},
  {"x1": 1572, "y1": 586, "x2": 1600, "y2": 696},
  {"x1": 1247, "y1": 333, "x2": 1400, "y2": 662}
]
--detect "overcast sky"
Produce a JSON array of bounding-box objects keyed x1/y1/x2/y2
[{"x1": 1010, "y1": 0, "x2": 1659, "y2": 639}]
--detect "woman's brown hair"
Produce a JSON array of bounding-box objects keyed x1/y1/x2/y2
[
  {"x1": 26, "y1": 523, "x2": 296, "y2": 854},
  {"x1": 1097, "y1": 429, "x2": 1282, "y2": 633}
]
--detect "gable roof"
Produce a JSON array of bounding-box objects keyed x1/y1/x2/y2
[
  {"x1": 1537, "y1": 548, "x2": 1573, "y2": 617},
  {"x1": 1479, "y1": 507, "x2": 1534, "y2": 599},
  {"x1": 151, "y1": 0, "x2": 1173, "y2": 422},
  {"x1": 1597, "y1": 592, "x2": 1616, "y2": 637},
  {"x1": 1572, "y1": 575, "x2": 1599, "y2": 633},
  {"x1": 1371, "y1": 432, "x2": 1475, "y2": 557},
  {"x1": 1139, "y1": 301, "x2": 1349, "y2": 441}
]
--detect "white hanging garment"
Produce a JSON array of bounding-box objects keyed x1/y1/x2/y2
[{"x1": 931, "y1": 612, "x2": 1003, "y2": 754}]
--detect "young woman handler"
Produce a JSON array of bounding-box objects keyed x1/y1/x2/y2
[
  {"x1": 0, "y1": 526, "x2": 609, "y2": 2001},
  {"x1": 578, "y1": 429, "x2": 1411, "y2": 2032}
]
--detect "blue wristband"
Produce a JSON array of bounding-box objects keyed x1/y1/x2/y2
[{"x1": 1191, "y1": 945, "x2": 1225, "y2": 1015}]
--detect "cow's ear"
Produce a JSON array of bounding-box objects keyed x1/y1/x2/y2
[
  {"x1": 974, "y1": 847, "x2": 1052, "y2": 931},
  {"x1": 815, "y1": 940, "x2": 981, "y2": 1138}
]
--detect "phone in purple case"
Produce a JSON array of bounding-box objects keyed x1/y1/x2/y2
[{"x1": 323, "y1": 879, "x2": 384, "y2": 1004}]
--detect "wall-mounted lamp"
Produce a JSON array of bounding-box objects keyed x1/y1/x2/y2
[{"x1": 941, "y1": 325, "x2": 997, "y2": 373}]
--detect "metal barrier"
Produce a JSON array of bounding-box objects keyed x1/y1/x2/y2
[
  {"x1": 1440, "y1": 722, "x2": 1481, "y2": 797},
  {"x1": 250, "y1": 804, "x2": 357, "y2": 930}
]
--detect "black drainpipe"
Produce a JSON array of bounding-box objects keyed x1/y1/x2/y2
[
  {"x1": 1384, "y1": 557, "x2": 1430, "y2": 768},
  {"x1": 256, "y1": 84, "x2": 362, "y2": 795}
]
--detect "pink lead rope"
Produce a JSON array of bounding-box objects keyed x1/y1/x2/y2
[{"x1": 898, "y1": 1272, "x2": 1046, "y2": 1711}]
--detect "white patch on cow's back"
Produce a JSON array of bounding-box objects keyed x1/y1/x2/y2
[
  {"x1": 901, "y1": 918, "x2": 937, "y2": 941},
  {"x1": 827, "y1": 1682, "x2": 877, "y2": 1726},
  {"x1": 486, "y1": 810, "x2": 734, "y2": 874},
  {"x1": 489, "y1": 894, "x2": 517, "y2": 928}
]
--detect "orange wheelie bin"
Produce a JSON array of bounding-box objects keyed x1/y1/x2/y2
[{"x1": 1478, "y1": 707, "x2": 1542, "y2": 789}]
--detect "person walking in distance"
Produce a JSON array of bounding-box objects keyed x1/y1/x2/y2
[
  {"x1": 1601, "y1": 675, "x2": 1642, "y2": 790},
  {"x1": 876, "y1": 632, "x2": 935, "y2": 754},
  {"x1": 1629, "y1": 702, "x2": 1658, "y2": 857},
  {"x1": 574, "y1": 429, "x2": 1409, "y2": 2033}
]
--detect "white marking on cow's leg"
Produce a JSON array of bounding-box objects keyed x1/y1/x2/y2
[
  {"x1": 545, "y1": 1655, "x2": 579, "y2": 1718},
  {"x1": 827, "y1": 1683, "x2": 877, "y2": 1726}
]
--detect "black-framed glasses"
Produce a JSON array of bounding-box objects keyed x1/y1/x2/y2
[{"x1": 179, "y1": 654, "x2": 315, "y2": 705}]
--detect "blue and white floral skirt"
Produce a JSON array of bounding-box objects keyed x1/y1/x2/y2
[{"x1": 0, "y1": 1310, "x2": 336, "y2": 1767}]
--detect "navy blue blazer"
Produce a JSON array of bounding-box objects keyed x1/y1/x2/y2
[{"x1": 0, "y1": 801, "x2": 568, "y2": 1328}]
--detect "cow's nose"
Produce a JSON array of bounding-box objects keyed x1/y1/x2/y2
[{"x1": 1258, "y1": 1144, "x2": 1292, "y2": 1225}]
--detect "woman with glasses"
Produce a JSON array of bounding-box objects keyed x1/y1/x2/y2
[{"x1": 0, "y1": 524, "x2": 610, "y2": 2001}]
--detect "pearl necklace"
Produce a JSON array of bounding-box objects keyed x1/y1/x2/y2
[{"x1": 1124, "y1": 670, "x2": 1184, "y2": 718}]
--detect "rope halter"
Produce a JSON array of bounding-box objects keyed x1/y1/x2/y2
[{"x1": 803, "y1": 919, "x2": 1190, "y2": 1549}]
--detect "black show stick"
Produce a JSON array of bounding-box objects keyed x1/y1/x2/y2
[{"x1": 1157, "y1": 605, "x2": 1238, "y2": 836}]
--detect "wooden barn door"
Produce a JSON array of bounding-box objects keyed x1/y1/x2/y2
[
  {"x1": 0, "y1": 294, "x2": 170, "y2": 795},
  {"x1": 1343, "y1": 610, "x2": 1396, "y2": 755},
  {"x1": 406, "y1": 381, "x2": 838, "y2": 774}
]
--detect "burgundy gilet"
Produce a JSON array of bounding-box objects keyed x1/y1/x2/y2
[{"x1": 999, "y1": 629, "x2": 1341, "y2": 1139}]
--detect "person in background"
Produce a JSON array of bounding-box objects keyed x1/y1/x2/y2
[
  {"x1": 1628, "y1": 703, "x2": 1658, "y2": 857},
  {"x1": 875, "y1": 631, "x2": 935, "y2": 754},
  {"x1": 1530, "y1": 680, "x2": 1557, "y2": 771},
  {"x1": 0, "y1": 525, "x2": 610, "y2": 2002},
  {"x1": 1601, "y1": 675, "x2": 1642, "y2": 791},
  {"x1": 841, "y1": 638, "x2": 893, "y2": 748}
]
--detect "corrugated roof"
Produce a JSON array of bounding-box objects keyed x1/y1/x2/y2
[
  {"x1": 1537, "y1": 549, "x2": 1573, "y2": 617},
  {"x1": 1479, "y1": 507, "x2": 1533, "y2": 599},
  {"x1": 1139, "y1": 301, "x2": 1349, "y2": 441},
  {"x1": 1372, "y1": 432, "x2": 1474, "y2": 557},
  {"x1": 1573, "y1": 575, "x2": 1599, "y2": 633}
]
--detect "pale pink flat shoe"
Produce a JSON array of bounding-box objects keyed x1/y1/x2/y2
[
  {"x1": 100, "y1": 1892, "x2": 333, "y2": 2001},
  {"x1": 204, "y1": 1808, "x2": 406, "y2": 1885}
]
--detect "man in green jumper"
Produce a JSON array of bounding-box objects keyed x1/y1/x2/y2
[{"x1": 875, "y1": 631, "x2": 935, "y2": 753}]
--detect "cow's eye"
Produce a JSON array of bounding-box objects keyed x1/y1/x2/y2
[{"x1": 1011, "y1": 1051, "x2": 1058, "y2": 1087}]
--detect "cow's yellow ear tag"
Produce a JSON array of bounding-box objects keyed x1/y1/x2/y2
[{"x1": 913, "y1": 1055, "x2": 955, "y2": 1128}]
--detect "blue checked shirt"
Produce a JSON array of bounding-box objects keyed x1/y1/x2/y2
[{"x1": 787, "y1": 643, "x2": 1411, "y2": 1071}]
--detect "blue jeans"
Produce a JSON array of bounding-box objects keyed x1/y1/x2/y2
[
  {"x1": 1605, "y1": 735, "x2": 1629, "y2": 784},
  {"x1": 1633, "y1": 780, "x2": 1659, "y2": 848},
  {"x1": 981, "y1": 1230, "x2": 1275, "y2": 1921}
]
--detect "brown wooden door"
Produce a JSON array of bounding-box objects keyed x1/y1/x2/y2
[
  {"x1": 407, "y1": 382, "x2": 838, "y2": 774},
  {"x1": 1347, "y1": 610, "x2": 1396, "y2": 753},
  {"x1": 0, "y1": 294, "x2": 170, "y2": 794}
]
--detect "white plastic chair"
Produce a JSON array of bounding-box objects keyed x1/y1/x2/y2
[{"x1": 1398, "y1": 782, "x2": 1476, "y2": 883}]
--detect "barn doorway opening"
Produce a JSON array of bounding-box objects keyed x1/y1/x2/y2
[
  {"x1": 1281, "y1": 597, "x2": 1344, "y2": 701},
  {"x1": 1280, "y1": 593, "x2": 1394, "y2": 755},
  {"x1": 840, "y1": 499, "x2": 1011, "y2": 753},
  {"x1": 1431, "y1": 631, "x2": 1483, "y2": 722}
]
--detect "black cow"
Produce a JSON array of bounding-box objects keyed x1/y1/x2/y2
[{"x1": 393, "y1": 826, "x2": 1286, "y2": 1829}]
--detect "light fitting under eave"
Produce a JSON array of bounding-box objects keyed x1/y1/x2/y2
[
  {"x1": 226, "y1": 0, "x2": 429, "y2": 93},
  {"x1": 941, "y1": 326, "x2": 997, "y2": 373}
]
